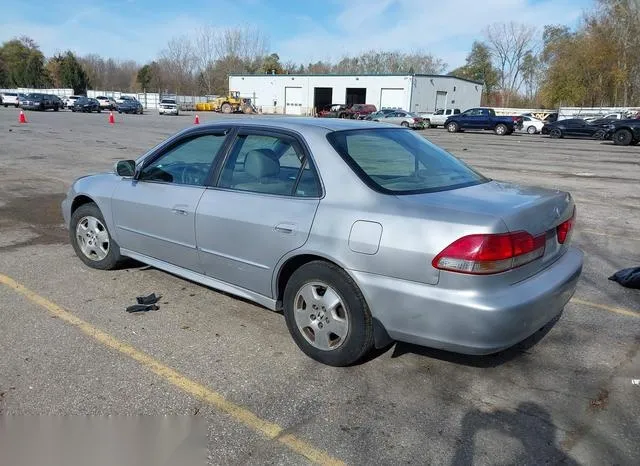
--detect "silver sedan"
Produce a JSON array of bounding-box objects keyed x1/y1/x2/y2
[{"x1": 62, "y1": 118, "x2": 583, "y2": 366}]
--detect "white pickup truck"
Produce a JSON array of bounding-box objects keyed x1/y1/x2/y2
[{"x1": 417, "y1": 108, "x2": 461, "y2": 128}]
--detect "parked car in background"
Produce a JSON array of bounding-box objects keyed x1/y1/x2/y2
[
  {"x1": 158, "y1": 98, "x2": 179, "y2": 116},
  {"x1": 541, "y1": 118, "x2": 613, "y2": 139},
  {"x1": 20, "y1": 93, "x2": 61, "y2": 111},
  {"x1": 1, "y1": 91, "x2": 22, "y2": 108},
  {"x1": 117, "y1": 98, "x2": 144, "y2": 114},
  {"x1": 96, "y1": 96, "x2": 117, "y2": 110},
  {"x1": 64, "y1": 95, "x2": 82, "y2": 109},
  {"x1": 318, "y1": 104, "x2": 351, "y2": 118},
  {"x1": 521, "y1": 115, "x2": 546, "y2": 134},
  {"x1": 349, "y1": 104, "x2": 377, "y2": 119},
  {"x1": 72, "y1": 97, "x2": 101, "y2": 113},
  {"x1": 602, "y1": 119, "x2": 640, "y2": 145},
  {"x1": 418, "y1": 108, "x2": 461, "y2": 128},
  {"x1": 62, "y1": 118, "x2": 582, "y2": 367},
  {"x1": 372, "y1": 110, "x2": 425, "y2": 129},
  {"x1": 116, "y1": 95, "x2": 138, "y2": 105},
  {"x1": 364, "y1": 109, "x2": 398, "y2": 121},
  {"x1": 444, "y1": 108, "x2": 523, "y2": 135}
]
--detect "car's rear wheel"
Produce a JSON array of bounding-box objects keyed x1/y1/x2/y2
[
  {"x1": 613, "y1": 128, "x2": 633, "y2": 146},
  {"x1": 283, "y1": 261, "x2": 374, "y2": 366},
  {"x1": 447, "y1": 122, "x2": 459, "y2": 133},
  {"x1": 70, "y1": 203, "x2": 122, "y2": 270},
  {"x1": 495, "y1": 123, "x2": 508, "y2": 135},
  {"x1": 401, "y1": 121, "x2": 410, "y2": 128},
  {"x1": 550, "y1": 128, "x2": 562, "y2": 139},
  {"x1": 527, "y1": 125, "x2": 537, "y2": 134}
]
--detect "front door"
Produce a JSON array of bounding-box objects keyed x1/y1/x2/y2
[
  {"x1": 196, "y1": 129, "x2": 322, "y2": 297},
  {"x1": 112, "y1": 131, "x2": 229, "y2": 271}
]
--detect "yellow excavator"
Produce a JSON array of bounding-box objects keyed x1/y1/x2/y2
[{"x1": 196, "y1": 91, "x2": 255, "y2": 113}]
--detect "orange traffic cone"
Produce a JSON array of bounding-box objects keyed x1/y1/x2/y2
[
  {"x1": 194, "y1": 114, "x2": 200, "y2": 124},
  {"x1": 108, "y1": 111, "x2": 115, "y2": 125},
  {"x1": 19, "y1": 110, "x2": 27, "y2": 124}
]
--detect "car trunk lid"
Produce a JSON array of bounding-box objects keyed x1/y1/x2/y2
[{"x1": 399, "y1": 180, "x2": 575, "y2": 278}]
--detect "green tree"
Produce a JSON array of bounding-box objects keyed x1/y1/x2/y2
[
  {"x1": 0, "y1": 36, "x2": 48, "y2": 87},
  {"x1": 450, "y1": 41, "x2": 499, "y2": 104},
  {"x1": 137, "y1": 64, "x2": 153, "y2": 91},
  {"x1": 57, "y1": 51, "x2": 89, "y2": 94},
  {"x1": 261, "y1": 53, "x2": 283, "y2": 74}
]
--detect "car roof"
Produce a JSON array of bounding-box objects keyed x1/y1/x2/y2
[{"x1": 193, "y1": 117, "x2": 393, "y2": 132}]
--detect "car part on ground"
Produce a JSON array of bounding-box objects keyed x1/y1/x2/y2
[{"x1": 62, "y1": 117, "x2": 583, "y2": 366}]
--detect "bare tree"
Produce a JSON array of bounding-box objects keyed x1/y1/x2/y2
[
  {"x1": 194, "y1": 26, "x2": 217, "y2": 94},
  {"x1": 485, "y1": 22, "x2": 537, "y2": 106},
  {"x1": 160, "y1": 35, "x2": 196, "y2": 95}
]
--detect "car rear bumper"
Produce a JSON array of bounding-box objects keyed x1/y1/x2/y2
[{"x1": 351, "y1": 246, "x2": 583, "y2": 355}]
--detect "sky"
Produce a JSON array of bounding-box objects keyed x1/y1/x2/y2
[{"x1": 1, "y1": 0, "x2": 594, "y2": 71}]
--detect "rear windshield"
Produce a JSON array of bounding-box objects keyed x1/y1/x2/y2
[{"x1": 326, "y1": 128, "x2": 488, "y2": 194}]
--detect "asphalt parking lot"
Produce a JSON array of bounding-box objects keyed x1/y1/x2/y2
[{"x1": 0, "y1": 108, "x2": 638, "y2": 465}]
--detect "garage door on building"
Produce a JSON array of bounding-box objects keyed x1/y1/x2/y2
[
  {"x1": 379, "y1": 88, "x2": 404, "y2": 110},
  {"x1": 435, "y1": 91, "x2": 448, "y2": 111},
  {"x1": 285, "y1": 87, "x2": 303, "y2": 115}
]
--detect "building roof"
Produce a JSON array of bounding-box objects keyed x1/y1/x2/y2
[{"x1": 229, "y1": 73, "x2": 484, "y2": 86}]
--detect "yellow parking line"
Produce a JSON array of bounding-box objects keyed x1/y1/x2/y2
[
  {"x1": 571, "y1": 298, "x2": 639, "y2": 318},
  {"x1": 0, "y1": 273, "x2": 344, "y2": 466}
]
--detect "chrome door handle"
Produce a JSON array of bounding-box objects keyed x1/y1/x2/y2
[
  {"x1": 172, "y1": 208, "x2": 188, "y2": 215},
  {"x1": 275, "y1": 223, "x2": 294, "y2": 234}
]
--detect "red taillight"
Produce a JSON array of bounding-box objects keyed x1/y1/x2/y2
[
  {"x1": 556, "y1": 208, "x2": 576, "y2": 244},
  {"x1": 432, "y1": 231, "x2": 546, "y2": 275}
]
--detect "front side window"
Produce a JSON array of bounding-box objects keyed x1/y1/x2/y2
[
  {"x1": 218, "y1": 133, "x2": 320, "y2": 197},
  {"x1": 327, "y1": 128, "x2": 487, "y2": 194},
  {"x1": 139, "y1": 134, "x2": 227, "y2": 186}
]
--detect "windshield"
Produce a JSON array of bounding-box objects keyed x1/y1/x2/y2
[{"x1": 327, "y1": 128, "x2": 488, "y2": 194}]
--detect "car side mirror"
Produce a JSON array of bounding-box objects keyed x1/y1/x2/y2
[{"x1": 115, "y1": 160, "x2": 136, "y2": 177}]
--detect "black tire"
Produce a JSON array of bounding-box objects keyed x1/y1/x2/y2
[
  {"x1": 97, "y1": 108, "x2": 101, "y2": 113},
  {"x1": 447, "y1": 122, "x2": 459, "y2": 133},
  {"x1": 550, "y1": 128, "x2": 562, "y2": 139},
  {"x1": 527, "y1": 125, "x2": 537, "y2": 134},
  {"x1": 494, "y1": 123, "x2": 508, "y2": 135},
  {"x1": 283, "y1": 261, "x2": 374, "y2": 366},
  {"x1": 14, "y1": 103, "x2": 19, "y2": 108},
  {"x1": 401, "y1": 121, "x2": 410, "y2": 128},
  {"x1": 70, "y1": 202, "x2": 122, "y2": 270},
  {"x1": 630, "y1": 139, "x2": 639, "y2": 146},
  {"x1": 613, "y1": 128, "x2": 633, "y2": 146}
]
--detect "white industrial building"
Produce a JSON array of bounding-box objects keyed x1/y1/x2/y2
[{"x1": 229, "y1": 74, "x2": 483, "y2": 115}]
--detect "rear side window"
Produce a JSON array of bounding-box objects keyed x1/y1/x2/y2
[{"x1": 327, "y1": 129, "x2": 487, "y2": 194}]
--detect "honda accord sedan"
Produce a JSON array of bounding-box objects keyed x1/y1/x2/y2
[{"x1": 61, "y1": 118, "x2": 583, "y2": 366}]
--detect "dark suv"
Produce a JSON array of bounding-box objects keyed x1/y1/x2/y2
[{"x1": 20, "y1": 93, "x2": 61, "y2": 111}]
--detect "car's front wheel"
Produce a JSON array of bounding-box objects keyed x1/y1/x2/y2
[
  {"x1": 283, "y1": 261, "x2": 374, "y2": 366},
  {"x1": 447, "y1": 122, "x2": 459, "y2": 133},
  {"x1": 613, "y1": 128, "x2": 633, "y2": 146},
  {"x1": 70, "y1": 203, "x2": 122, "y2": 270}
]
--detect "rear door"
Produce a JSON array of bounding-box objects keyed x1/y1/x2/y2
[
  {"x1": 112, "y1": 129, "x2": 230, "y2": 271},
  {"x1": 195, "y1": 128, "x2": 322, "y2": 297}
]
